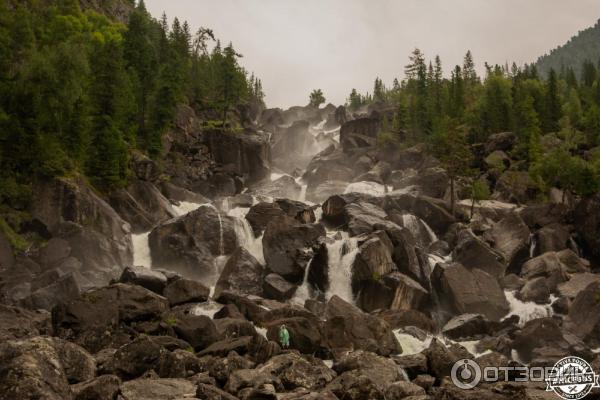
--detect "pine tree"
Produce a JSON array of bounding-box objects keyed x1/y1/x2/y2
[
  {"x1": 309, "y1": 89, "x2": 325, "y2": 107},
  {"x1": 544, "y1": 69, "x2": 562, "y2": 133}
]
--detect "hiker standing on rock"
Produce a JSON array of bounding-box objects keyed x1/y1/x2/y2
[{"x1": 279, "y1": 324, "x2": 290, "y2": 349}]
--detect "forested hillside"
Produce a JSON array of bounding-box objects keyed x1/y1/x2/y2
[
  {"x1": 345, "y1": 48, "x2": 600, "y2": 206},
  {"x1": 0, "y1": 0, "x2": 263, "y2": 215},
  {"x1": 536, "y1": 19, "x2": 600, "y2": 79}
]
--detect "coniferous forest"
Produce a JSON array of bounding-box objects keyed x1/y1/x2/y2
[
  {"x1": 0, "y1": 0, "x2": 263, "y2": 202},
  {"x1": 346, "y1": 48, "x2": 600, "y2": 199}
]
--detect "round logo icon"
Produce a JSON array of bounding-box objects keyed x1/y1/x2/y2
[
  {"x1": 546, "y1": 356, "x2": 599, "y2": 399},
  {"x1": 451, "y1": 359, "x2": 482, "y2": 389}
]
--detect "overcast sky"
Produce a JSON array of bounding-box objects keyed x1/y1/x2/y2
[{"x1": 146, "y1": 0, "x2": 600, "y2": 109}]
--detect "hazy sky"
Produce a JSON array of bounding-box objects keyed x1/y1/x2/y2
[{"x1": 146, "y1": 0, "x2": 599, "y2": 109}]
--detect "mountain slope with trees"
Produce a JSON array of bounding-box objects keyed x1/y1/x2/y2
[
  {"x1": 345, "y1": 47, "x2": 600, "y2": 210},
  {"x1": 536, "y1": 19, "x2": 600, "y2": 79},
  {"x1": 0, "y1": 0, "x2": 264, "y2": 246}
]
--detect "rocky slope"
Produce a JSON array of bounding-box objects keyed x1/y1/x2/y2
[{"x1": 1, "y1": 102, "x2": 600, "y2": 399}]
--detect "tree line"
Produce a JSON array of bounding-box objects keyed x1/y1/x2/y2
[
  {"x1": 0, "y1": 0, "x2": 264, "y2": 210},
  {"x1": 346, "y1": 49, "x2": 600, "y2": 199}
]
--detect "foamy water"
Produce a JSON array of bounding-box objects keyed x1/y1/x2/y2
[
  {"x1": 325, "y1": 233, "x2": 359, "y2": 303},
  {"x1": 503, "y1": 290, "x2": 553, "y2": 326},
  {"x1": 132, "y1": 232, "x2": 151, "y2": 268},
  {"x1": 344, "y1": 181, "x2": 387, "y2": 196}
]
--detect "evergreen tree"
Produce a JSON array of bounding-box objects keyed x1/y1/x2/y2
[
  {"x1": 544, "y1": 69, "x2": 562, "y2": 133},
  {"x1": 309, "y1": 89, "x2": 325, "y2": 107}
]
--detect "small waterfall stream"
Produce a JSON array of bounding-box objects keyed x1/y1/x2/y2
[
  {"x1": 132, "y1": 232, "x2": 152, "y2": 268},
  {"x1": 325, "y1": 233, "x2": 359, "y2": 303}
]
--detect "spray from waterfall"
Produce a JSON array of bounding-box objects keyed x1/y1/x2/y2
[{"x1": 325, "y1": 233, "x2": 359, "y2": 303}]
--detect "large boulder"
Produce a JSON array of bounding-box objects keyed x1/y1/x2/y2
[
  {"x1": 258, "y1": 352, "x2": 337, "y2": 391},
  {"x1": 120, "y1": 378, "x2": 198, "y2": 400},
  {"x1": 384, "y1": 193, "x2": 455, "y2": 235},
  {"x1": 432, "y1": 263, "x2": 509, "y2": 322},
  {"x1": 0, "y1": 304, "x2": 51, "y2": 341},
  {"x1": 245, "y1": 202, "x2": 286, "y2": 235},
  {"x1": 493, "y1": 170, "x2": 540, "y2": 204},
  {"x1": 574, "y1": 194, "x2": 600, "y2": 260},
  {"x1": 564, "y1": 281, "x2": 600, "y2": 346},
  {"x1": 23, "y1": 273, "x2": 82, "y2": 311},
  {"x1": 453, "y1": 229, "x2": 506, "y2": 278},
  {"x1": 536, "y1": 223, "x2": 570, "y2": 254},
  {"x1": 333, "y1": 350, "x2": 405, "y2": 392},
  {"x1": 119, "y1": 266, "x2": 167, "y2": 294},
  {"x1": 109, "y1": 180, "x2": 177, "y2": 233},
  {"x1": 204, "y1": 129, "x2": 271, "y2": 184},
  {"x1": 52, "y1": 283, "x2": 169, "y2": 352},
  {"x1": 32, "y1": 177, "x2": 132, "y2": 276},
  {"x1": 322, "y1": 295, "x2": 400, "y2": 356},
  {"x1": 163, "y1": 278, "x2": 210, "y2": 306},
  {"x1": 484, "y1": 213, "x2": 530, "y2": 271},
  {"x1": 391, "y1": 167, "x2": 449, "y2": 199},
  {"x1": 149, "y1": 205, "x2": 237, "y2": 279},
  {"x1": 351, "y1": 231, "x2": 395, "y2": 284},
  {"x1": 106, "y1": 336, "x2": 167, "y2": 379},
  {"x1": 263, "y1": 215, "x2": 325, "y2": 282},
  {"x1": 484, "y1": 132, "x2": 516, "y2": 154},
  {"x1": 162, "y1": 308, "x2": 219, "y2": 351},
  {"x1": 72, "y1": 375, "x2": 121, "y2": 400},
  {"x1": 0, "y1": 336, "x2": 95, "y2": 400},
  {"x1": 340, "y1": 117, "x2": 380, "y2": 152},
  {"x1": 214, "y1": 247, "x2": 265, "y2": 299},
  {"x1": 266, "y1": 317, "x2": 323, "y2": 354},
  {"x1": 325, "y1": 370, "x2": 384, "y2": 400},
  {"x1": 344, "y1": 202, "x2": 390, "y2": 237},
  {"x1": 263, "y1": 273, "x2": 297, "y2": 301}
]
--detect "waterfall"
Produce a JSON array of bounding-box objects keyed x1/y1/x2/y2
[
  {"x1": 293, "y1": 257, "x2": 314, "y2": 304},
  {"x1": 132, "y1": 232, "x2": 152, "y2": 268},
  {"x1": 529, "y1": 234, "x2": 537, "y2": 258},
  {"x1": 228, "y1": 206, "x2": 264, "y2": 264},
  {"x1": 199, "y1": 203, "x2": 224, "y2": 256},
  {"x1": 173, "y1": 201, "x2": 205, "y2": 216},
  {"x1": 296, "y1": 177, "x2": 308, "y2": 202},
  {"x1": 401, "y1": 214, "x2": 437, "y2": 245},
  {"x1": 325, "y1": 233, "x2": 359, "y2": 303}
]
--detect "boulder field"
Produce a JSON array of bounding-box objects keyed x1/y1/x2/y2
[{"x1": 1, "y1": 103, "x2": 600, "y2": 399}]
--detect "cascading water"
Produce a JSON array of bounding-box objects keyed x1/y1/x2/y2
[
  {"x1": 503, "y1": 290, "x2": 554, "y2": 326},
  {"x1": 296, "y1": 177, "x2": 308, "y2": 203},
  {"x1": 226, "y1": 204, "x2": 265, "y2": 265},
  {"x1": 529, "y1": 234, "x2": 537, "y2": 258},
  {"x1": 293, "y1": 257, "x2": 314, "y2": 304},
  {"x1": 325, "y1": 233, "x2": 359, "y2": 303},
  {"x1": 132, "y1": 232, "x2": 152, "y2": 268},
  {"x1": 173, "y1": 201, "x2": 205, "y2": 216},
  {"x1": 401, "y1": 214, "x2": 437, "y2": 245}
]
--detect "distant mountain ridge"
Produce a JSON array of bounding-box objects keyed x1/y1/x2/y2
[{"x1": 535, "y1": 19, "x2": 600, "y2": 78}]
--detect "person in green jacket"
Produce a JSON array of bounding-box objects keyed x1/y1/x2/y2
[{"x1": 279, "y1": 324, "x2": 290, "y2": 349}]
